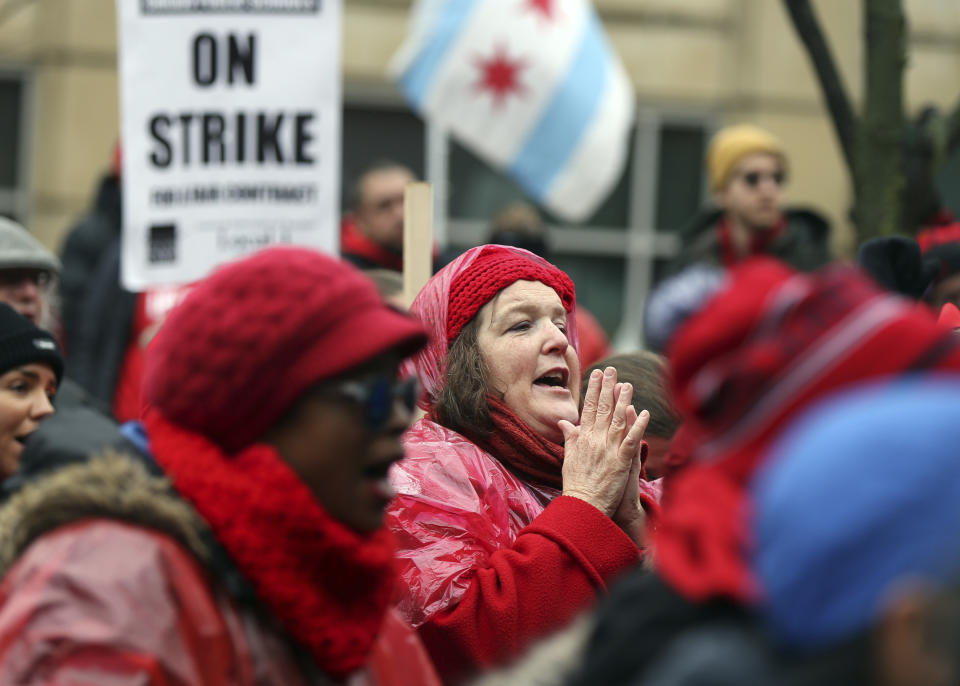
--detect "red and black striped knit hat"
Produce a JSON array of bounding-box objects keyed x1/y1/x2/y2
[{"x1": 655, "y1": 256, "x2": 960, "y2": 603}]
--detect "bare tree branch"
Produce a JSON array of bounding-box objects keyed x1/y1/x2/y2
[
  {"x1": 858, "y1": 0, "x2": 906, "y2": 237},
  {"x1": 782, "y1": 0, "x2": 858, "y2": 179},
  {"x1": 945, "y1": 95, "x2": 960, "y2": 155}
]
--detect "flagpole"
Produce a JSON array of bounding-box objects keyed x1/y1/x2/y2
[{"x1": 403, "y1": 182, "x2": 434, "y2": 308}]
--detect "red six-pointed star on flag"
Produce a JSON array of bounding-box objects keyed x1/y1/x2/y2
[
  {"x1": 525, "y1": 0, "x2": 554, "y2": 20},
  {"x1": 474, "y1": 45, "x2": 527, "y2": 107}
]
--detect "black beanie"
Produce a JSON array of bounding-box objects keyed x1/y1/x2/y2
[{"x1": 0, "y1": 303, "x2": 63, "y2": 385}]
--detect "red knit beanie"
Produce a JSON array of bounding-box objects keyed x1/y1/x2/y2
[
  {"x1": 144, "y1": 247, "x2": 427, "y2": 453},
  {"x1": 668, "y1": 257, "x2": 795, "y2": 429},
  {"x1": 446, "y1": 245, "x2": 575, "y2": 345}
]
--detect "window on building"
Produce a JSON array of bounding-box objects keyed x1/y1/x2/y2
[
  {"x1": 340, "y1": 103, "x2": 425, "y2": 212},
  {"x1": 652, "y1": 122, "x2": 709, "y2": 284},
  {"x1": 0, "y1": 72, "x2": 28, "y2": 222}
]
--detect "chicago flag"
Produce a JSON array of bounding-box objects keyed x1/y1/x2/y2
[{"x1": 391, "y1": 0, "x2": 635, "y2": 222}]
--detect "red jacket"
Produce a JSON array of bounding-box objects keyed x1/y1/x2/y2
[
  {"x1": 0, "y1": 445, "x2": 441, "y2": 686},
  {"x1": 0, "y1": 519, "x2": 439, "y2": 686},
  {"x1": 387, "y1": 418, "x2": 642, "y2": 682}
]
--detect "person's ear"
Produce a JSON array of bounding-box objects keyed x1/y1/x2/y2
[
  {"x1": 876, "y1": 585, "x2": 952, "y2": 686},
  {"x1": 713, "y1": 187, "x2": 728, "y2": 209}
]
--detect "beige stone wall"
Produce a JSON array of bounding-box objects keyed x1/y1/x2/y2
[
  {"x1": 1, "y1": 0, "x2": 118, "y2": 249},
  {"x1": 4, "y1": 0, "x2": 960, "y2": 257}
]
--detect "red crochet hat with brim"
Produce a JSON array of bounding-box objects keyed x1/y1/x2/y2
[
  {"x1": 144, "y1": 247, "x2": 427, "y2": 453},
  {"x1": 446, "y1": 245, "x2": 575, "y2": 345}
]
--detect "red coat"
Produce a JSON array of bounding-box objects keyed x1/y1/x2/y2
[
  {"x1": 387, "y1": 418, "x2": 642, "y2": 682},
  {"x1": 0, "y1": 519, "x2": 439, "y2": 686}
]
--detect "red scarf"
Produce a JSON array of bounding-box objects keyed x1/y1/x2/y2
[
  {"x1": 468, "y1": 396, "x2": 565, "y2": 490},
  {"x1": 144, "y1": 410, "x2": 396, "y2": 681},
  {"x1": 917, "y1": 211, "x2": 960, "y2": 252},
  {"x1": 340, "y1": 216, "x2": 404, "y2": 271},
  {"x1": 717, "y1": 216, "x2": 786, "y2": 268}
]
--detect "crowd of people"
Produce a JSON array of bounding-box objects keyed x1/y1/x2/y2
[{"x1": 0, "y1": 121, "x2": 958, "y2": 685}]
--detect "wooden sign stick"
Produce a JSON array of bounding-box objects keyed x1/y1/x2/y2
[{"x1": 402, "y1": 182, "x2": 434, "y2": 308}]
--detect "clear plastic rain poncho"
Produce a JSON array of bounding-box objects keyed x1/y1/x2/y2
[
  {"x1": 387, "y1": 246, "x2": 581, "y2": 626},
  {"x1": 387, "y1": 245, "x2": 664, "y2": 630}
]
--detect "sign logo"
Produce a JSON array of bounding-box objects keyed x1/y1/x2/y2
[{"x1": 148, "y1": 223, "x2": 178, "y2": 264}]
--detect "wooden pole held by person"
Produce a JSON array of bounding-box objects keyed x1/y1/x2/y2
[{"x1": 403, "y1": 182, "x2": 434, "y2": 308}]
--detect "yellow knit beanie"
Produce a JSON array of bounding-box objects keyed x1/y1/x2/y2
[{"x1": 707, "y1": 124, "x2": 787, "y2": 191}]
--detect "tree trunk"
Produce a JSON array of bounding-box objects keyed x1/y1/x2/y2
[{"x1": 856, "y1": 0, "x2": 906, "y2": 239}]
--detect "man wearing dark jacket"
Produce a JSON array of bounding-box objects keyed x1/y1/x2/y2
[
  {"x1": 58, "y1": 169, "x2": 122, "y2": 354},
  {"x1": 668, "y1": 124, "x2": 831, "y2": 275},
  {"x1": 58, "y1": 162, "x2": 191, "y2": 423}
]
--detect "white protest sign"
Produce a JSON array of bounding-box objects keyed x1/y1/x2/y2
[{"x1": 117, "y1": 0, "x2": 341, "y2": 289}]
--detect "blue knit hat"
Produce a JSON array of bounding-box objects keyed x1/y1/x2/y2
[
  {"x1": 751, "y1": 378, "x2": 960, "y2": 650},
  {"x1": 643, "y1": 264, "x2": 726, "y2": 353}
]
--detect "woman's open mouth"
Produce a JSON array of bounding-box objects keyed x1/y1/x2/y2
[
  {"x1": 534, "y1": 368, "x2": 571, "y2": 394},
  {"x1": 363, "y1": 457, "x2": 398, "y2": 502}
]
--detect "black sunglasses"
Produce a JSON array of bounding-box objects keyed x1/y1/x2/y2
[
  {"x1": 739, "y1": 170, "x2": 786, "y2": 188},
  {"x1": 333, "y1": 375, "x2": 419, "y2": 431},
  {"x1": 0, "y1": 269, "x2": 51, "y2": 288}
]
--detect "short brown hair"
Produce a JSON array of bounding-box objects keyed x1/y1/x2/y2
[
  {"x1": 433, "y1": 317, "x2": 495, "y2": 439},
  {"x1": 582, "y1": 351, "x2": 680, "y2": 439},
  {"x1": 350, "y1": 160, "x2": 414, "y2": 212}
]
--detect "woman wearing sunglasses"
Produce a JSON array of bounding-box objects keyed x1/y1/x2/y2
[
  {"x1": 0, "y1": 248, "x2": 440, "y2": 685},
  {"x1": 386, "y1": 245, "x2": 660, "y2": 683}
]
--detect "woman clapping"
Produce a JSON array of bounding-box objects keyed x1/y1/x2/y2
[{"x1": 387, "y1": 245, "x2": 658, "y2": 682}]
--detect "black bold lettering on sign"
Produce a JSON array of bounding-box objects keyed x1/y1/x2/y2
[
  {"x1": 235, "y1": 112, "x2": 247, "y2": 163},
  {"x1": 202, "y1": 113, "x2": 226, "y2": 163},
  {"x1": 144, "y1": 109, "x2": 318, "y2": 168},
  {"x1": 257, "y1": 113, "x2": 284, "y2": 163},
  {"x1": 193, "y1": 33, "x2": 218, "y2": 87},
  {"x1": 149, "y1": 115, "x2": 172, "y2": 168},
  {"x1": 192, "y1": 32, "x2": 256, "y2": 88},
  {"x1": 295, "y1": 113, "x2": 314, "y2": 164},
  {"x1": 179, "y1": 113, "x2": 195, "y2": 165},
  {"x1": 228, "y1": 34, "x2": 256, "y2": 85}
]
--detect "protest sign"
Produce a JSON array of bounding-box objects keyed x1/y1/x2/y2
[
  {"x1": 117, "y1": 0, "x2": 341, "y2": 289},
  {"x1": 402, "y1": 182, "x2": 433, "y2": 308}
]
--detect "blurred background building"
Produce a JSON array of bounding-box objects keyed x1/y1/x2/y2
[{"x1": 3, "y1": 0, "x2": 960, "y2": 342}]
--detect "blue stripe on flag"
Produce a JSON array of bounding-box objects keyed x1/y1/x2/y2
[
  {"x1": 399, "y1": 0, "x2": 481, "y2": 107},
  {"x1": 509, "y1": 13, "x2": 610, "y2": 200}
]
